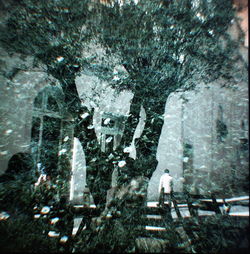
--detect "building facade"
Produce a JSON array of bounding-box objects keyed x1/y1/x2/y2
[{"x1": 0, "y1": 0, "x2": 248, "y2": 203}]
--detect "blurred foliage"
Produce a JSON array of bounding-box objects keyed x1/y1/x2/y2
[
  {"x1": 0, "y1": 168, "x2": 74, "y2": 252},
  {"x1": 182, "y1": 215, "x2": 249, "y2": 253}
]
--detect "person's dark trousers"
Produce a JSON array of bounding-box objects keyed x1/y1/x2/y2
[{"x1": 158, "y1": 188, "x2": 171, "y2": 207}]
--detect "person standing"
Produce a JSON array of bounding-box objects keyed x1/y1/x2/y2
[{"x1": 158, "y1": 169, "x2": 173, "y2": 207}]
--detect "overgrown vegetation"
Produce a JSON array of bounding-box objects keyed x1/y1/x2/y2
[{"x1": 0, "y1": 0, "x2": 248, "y2": 252}]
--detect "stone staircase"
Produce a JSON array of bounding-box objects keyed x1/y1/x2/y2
[
  {"x1": 134, "y1": 194, "x2": 249, "y2": 252},
  {"x1": 70, "y1": 194, "x2": 249, "y2": 252}
]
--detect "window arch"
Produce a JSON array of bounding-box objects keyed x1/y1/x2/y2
[{"x1": 31, "y1": 85, "x2": 74, "y2": 190}]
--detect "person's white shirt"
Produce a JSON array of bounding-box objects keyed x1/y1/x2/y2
[{"x1": 158, "y1": 173, "x2": 173, "y2": 194}]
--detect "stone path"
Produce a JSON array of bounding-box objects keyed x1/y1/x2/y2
[{"x1": 72, "y1": 195, "x2": 249, "y2": 236}]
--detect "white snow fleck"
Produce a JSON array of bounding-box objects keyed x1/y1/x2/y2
[
  {"x1": 34, "y1": 214, "x2": 41, "y2": 219},
  {"x1": 87, "y1": 125, "x2": 94, "y2": 129},
  {"x1": 183, "y1": 157, "x2": 189, "y2": 163},
  {"x1": 0, "y1": 151, "x2": 8, "y2": 156},
  {"x1": 118, "y1": 160, "x2": 126, "y2": 168}
]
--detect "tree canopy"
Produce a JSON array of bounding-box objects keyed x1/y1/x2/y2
[
  {"x1": 0, "y1": 0, "x2": 242, "y2": 205},
  {"x1": 1, "y1": 0, "x2": 248, "y2": 252}
]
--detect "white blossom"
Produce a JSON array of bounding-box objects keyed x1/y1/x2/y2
[
  {"x1": 80, "y1": 112, "x2": 89, "y2": 119},
  {"x1": 106, "y1": 136, "x2": 113, "y2": 143},
  {"x1": 50, "y1": 217, "x2": 59, "y2": 224},
  {"x1": 123, "y1": 147, "x2": 132, "y2": 153},
  {"x1": 58, "y1": 148, "x2": 67, "y2": 155},
  {"x1": 56, "y1": 56, "x2": 64, "y2": 62},
  {"x1": 5, "y1": 129, "x2": 13, "y2": 135},
  {"x1": 40, "y1": 206, "x2": 50, "y2": 214},
  {"x1": 60, "y1": 236, "x2": 69, "y2": 243},
  {"x1": 196, "y1": 12, "x2": 205, "y2": 22},
  {"x1": 103, "y1": 118, "x2": 111, "y2": 125},
  {"x1": 179, "y1": 54, "x2": 185, "y2": 63},
  {"x1": 34, "y1": 174, "x2": 47, "y2": 186},
  {"x1": 63, "y1": 136, "x2": 69, "y2": 142},
  {"x1": 0, "y1": 211, "x2": 10, "y2": 220},
  {"x1": 106, "y1": 212, "x2": 112, "y2": 218},
  {"x1": 208, "y1": 30, "x2": 214, "y2": 35},
  {"x1": 112, "y1": 76, "x2": 120, "y2": 81},
  {"x1": 118, "y1": 160, "x2": 126, "y2": 168},
  {"x1": 48, "y1": 231, "x2": 60, "y2": 238}
]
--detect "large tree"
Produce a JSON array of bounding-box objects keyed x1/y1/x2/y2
[
  {"x1": 0, "y1": 0, "x2": 241, "y2": 209},
  {"x1": 97, "y1": 0, "x2": 238, "y2": 184}
]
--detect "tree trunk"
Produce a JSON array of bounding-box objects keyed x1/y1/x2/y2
[
  {"x1": 118, "y1": 93, "x2": 165, "y2": 184},
  {"x1": 59, "y1": 71, "x2": 166, "y2": 212}
]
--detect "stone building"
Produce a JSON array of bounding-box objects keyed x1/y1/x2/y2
[
  {"x1": 0, "y1": 0, "x2": 248, "y2": 203},
  {"x1": 148, "y1": 0, "x2": 249, "y2": 200}
]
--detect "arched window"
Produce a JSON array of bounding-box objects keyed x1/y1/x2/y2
[{"x1": 31, "y1": 85, "x2": 74, "y2": 188}]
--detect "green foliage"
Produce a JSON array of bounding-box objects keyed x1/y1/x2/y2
[
  {"x1": 98, "y1": 0, "x2": 236, "y2": 96},
  {"x1": 1, "y1": 0, "x2": 90, "y2": 56},
  {"x1": 0, "y1": 2, "x2": 246, "y2": 252},
  {"x1": 183, "y1": 215, "x2": 249, "y2": 253},
  {"x1": 0, "y1": 173, "x2": 35, "y2": 215},
  {"x1": 0, "y1": 169, "x2": 74, "y2": 252},
  {"x1": 0, "y1": 216, "x2": 59, "y2": 253}
]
